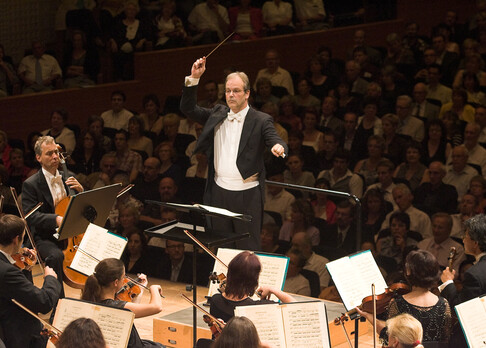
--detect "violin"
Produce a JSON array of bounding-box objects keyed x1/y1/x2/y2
[
  {"x1": 209, "y1": 272, "x2": 227, "y2": 293},
  {"x1": 335, "y1": 282, "x2": 410, "y2": 324},
  {"x1": 12, "y1": 247, "x2": 36, "y2": 270},
  {"x1": 115, "y1": 277, "x2": 143, "y2": 302},
  {"x1": 203, "y1": 314, "x2": 224, "y2": 339}
]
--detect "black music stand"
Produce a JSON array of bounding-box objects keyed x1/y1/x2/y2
[
  {"x1": 56, "y1": 184, "x2": 121, "y2": 240},
  {"x1": 144, "y1": 201, "x2": 251, "y2": 348}
]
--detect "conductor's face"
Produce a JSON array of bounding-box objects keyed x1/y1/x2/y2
[{"x1": 225, "y1": 75, "x2": 249, "y2": 114}]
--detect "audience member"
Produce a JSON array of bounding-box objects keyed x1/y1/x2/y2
[
  {"x1": 321, "y1": 200, "x2": 358, "y2": 254},
  {"x1": 287, "y1": 129, "x2": 317, "y2": 174},
  {"x1": 393, "y1": 141, "x2": 427, "y2": 191},
  {"x1": 253, "y1": 77, "x2": 280, "y2": 109},
  {"x1": 441, "y1": 110, "x2": 464, "y2": 146},
  {"x1": 381, "y1": 113, "x2": 408, "y2": 166},
  {"x1": 278, "y1": 95, "x2": 302, "y2": 131},
  {"x1": 294, "y1": 78, "x2": 320, "y2": 112},
  {"x1": 344, "y1": 60, "x2": 369, "y2": 97},
  {"x1": 121, "y1": 229, "x2": 156, "y2": 276},
  {"x1": 443, "y1": 145, "x2": 478, "y2": 200},
  {"x1": 347, "y1": 29, "x2": 382, "y2": 67},
  {"x1": 474, "y1": 104, "x2": 486, "y2": 145},
  {"x1": 439, "y1": 88, "x2": 475, "y2": 122},
  {"x1": 279, "y1": 199, "x2": 319, "y2": 246},
  {"x1": 0, "y1": 44, "x2": 19, "y2": 97},
  {"x1": 153, "y1": 0, "x2": 187, "y2": 50},
  {"x1": 41, "y1": 108, "x2": 76, "y2": 155},
  {"x1": 114, "y1": 130, "x2": 143, "y2": 183},
  {"x1": 432, "y1": 33, "x2": 460, "y2": 86},
  {"x1": 131, "y1": 157, "x2": 162, "y2": 203},
  {"x1": 318, "y1": 96, "x2": 344, "y2": 139},
  {"x1": 6, "y1": 148, "x2": 35, "y2": 194},
  {"x1": 311, "y1": 178, "x2": 336, "y2": 223},
  {"x1": 155, "y1": 142, "x2": 183, "y2": 185},
  {"x1": 422, "y1": 119, "x2": 451, "y2": 166},
  {"x1": 260, "y1": 102, "x2": 288, "y2": 143},
  {"x1": 100, "y1": 90, "x2": 134, "y2": 133},
  {"x1": 127, "y1": 115, "x2": 153, "y2": 157},
  {"x1": 198, "y1": 80, "x2": 226, "y2": 108},
  {"x1": 354, "y1": 135, "x2": 385, "y2": 187},
  {"x1": 450, "y1": 193, "x2": 478, "y2": 239},
  {"x1": 228, "y1": 0, "x2": 263, "y2": 41},
  {"x1": 188, "y1": 0, "x2": 229, "y2": 45},
  {"x1": 469, "y1": 175, "x2": 486, "y2": 213},
  {"x1": 426, "y1": 64, "x2": 452, "y2": 106},
  {"x1": 283, "y1": 247, "x2": 311, "y2": 296},
  {"x1": 62, "y1": 30, "x2": 99, "y2": 88},
  {"x1": 265, "y1": 168, "x2": 295, "y2": 223},
  {"x1": 293, "y1": 0, "x2": 327, "y2": 32},
  {"x1": 139, "y1": 94, "x2": 164, "y2": 137},
  {"x1": 396, "y1": 95, "x2": 425, "y2": 142},
  {"x1": 301, "y1": 107, "x2": 324, "y2": 153},
  {"x1": 362, "y1": 188, "x2": 389, "y2": 243},
  {"x1": 366, "y1": 159, "x2": 397, "y2": 209},
  {"x1": 411, "y1": 82, "x2": 440, "y2": 122},
  {"x1": 334, "y1": 79, "x2": 362, "y2": 119},
  {"x1": 454, "y1": 122, "x2": 486, "y2": 175},
  {"x1": 254, "y1": 49, "x2": 294, "y2": 95},
  {"x1": 68, "y1": 130, "x2": 103, "y2": 176},
  {"x1": 261, "y1": 0, "x2": 295, "y2": 36},
  {"x1": 305, "y1": 54, "x2": 335, "y2": 100},
  {"x1": 88, "y1": 115, "x2": 112, "y2": 153},
  {"x1": 260, "y1": 223, "x2": 287, "y2": 254}
]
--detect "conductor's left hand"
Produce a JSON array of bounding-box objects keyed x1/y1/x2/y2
[{"x1": 271, "y1": 144, "x2": 285, "y2": 158}]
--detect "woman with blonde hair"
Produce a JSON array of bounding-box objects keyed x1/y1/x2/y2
[{"x1": 386, "y1": 313, "x2": 424, "y2": 348}]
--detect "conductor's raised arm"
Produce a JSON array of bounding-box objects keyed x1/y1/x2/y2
[{"x1": 191, "y1": 57, "x2": 206, "y2": 79}]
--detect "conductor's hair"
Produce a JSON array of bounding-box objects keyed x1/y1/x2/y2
[
  {"x1": 225, "y1": 251, "x2": 261, "y2": 298},
  {"x1": 82, "y1": 258, "x2": 124, "y2": 303},
  {"x1": 56, "y1": 318, "x2": 106, "y2": 348},
  {"x1": 226, "y1": 72, "x2": 251, "y2": 92},
  {"x1": 0, "y1": 215, "x2": 25, "y2": 246},
  {"x1": 212, "y1": 316, "x2": 262, "y2": 348}
]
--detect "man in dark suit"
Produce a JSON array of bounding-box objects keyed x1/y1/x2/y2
[
  {"x1": 440, "y1": 214, "x2": 486, "y2": 306},
  {"x1": 180, "y1": 57, "x2": 287, "y2": 250},
  {"x1": 0, "y1": 214, "x2": 61, "y2": 348},
  {"x1": 22, "y1": 136, "x2": 83, "y2": 294},
  {"x1": 320, "y1": 200, "x2": 358, "y2": 254}
]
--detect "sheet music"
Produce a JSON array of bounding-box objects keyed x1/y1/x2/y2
[
  {"x1": 326, "y1": 250, "x2": 387, "y2": 311},
  {"x1": 53, "y1": 298, "x2": 134, "y2": 348},
  {"x1": 70, "y1": 223, "x2": 127, "y2": 276},
  {"x1": 207, "y1": 248, "x2": 289, "y2": 302},
  {"x1": 281, "y1": 302, "x2": 330, "y2": 348},
  {"x1": 235, "y1": 304, "x2": 287, "y2": 348},
  {"x1": 455, "y1": 296, "x2": 486, "y2": 348}
]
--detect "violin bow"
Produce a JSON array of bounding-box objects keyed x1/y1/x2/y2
[
  {"x1": 12, "y1": 299, "x2": 63, "y2": 336},
  {"x1": 180, "y1": 293, "x2": 225, "y2": 330},
  {"x1": 116, "y1": 184, "x2": 134, "y2": 198},
  {"x1": 183, "y1": 229, "x2": 228, "y2": 269},
  {"x1": 10, "y1": 187, "x2": 45, "y2": 272},
  {"x1": 372, "y1": 283, "x2": 377, "y2": 348}
]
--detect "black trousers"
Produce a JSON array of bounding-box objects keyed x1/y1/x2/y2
[
  {"x1": 35, "y1": 237, "x2": 65, "y2": 298},
  {"x1": 208, "y1": 183, "x2": 262, "y2": 251}
]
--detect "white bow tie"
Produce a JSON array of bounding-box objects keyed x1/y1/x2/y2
[
  {"x1": 51, "y1": 175, "x2": 63, "y2": 186},
  {"x1": 227, "y1": 112, "x2": 242, "y2": 122}
]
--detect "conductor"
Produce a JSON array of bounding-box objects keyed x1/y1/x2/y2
[{"x1": 180, "y1": 57, "x2": 288, "y2": 250}]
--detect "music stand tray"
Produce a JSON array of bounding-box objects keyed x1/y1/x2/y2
[{"x1": 56, "y1": 184, "x2": 121, "y2": 241}]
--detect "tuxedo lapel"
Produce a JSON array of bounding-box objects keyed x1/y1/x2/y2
[
  {"x1": 37, "y1": 171, "x2": 55, "y2": 211},
  {"x1": 238, "y1": 109, "x2": 257, "y2": 157}
]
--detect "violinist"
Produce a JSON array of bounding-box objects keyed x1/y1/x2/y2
[
  {"x1": 56, "y1": 318, "x2": 106, "y2": 348},
  {"x1": 0, "y1": 214, "x2": 62, "y2": 348},
  {"x1": 212, "y1": 316, "x2": 272, "y2": 348},
  {"x1": 385, "y1": 313, "x2": 425, "y2": 348},
  {"x1": 81, "y1": 258, "x2": 164, "y2": 348},
  {"x1": 22, "y1": 136, "x2": 83, "y2": 296},
  {"x1": 209, "y1": 251, "x2": 294, "y2": 323},
  {"x1": 357, "y1": 250, "x2": 452, "y2": 345}
]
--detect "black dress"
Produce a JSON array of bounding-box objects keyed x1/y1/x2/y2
[{"x1": 209, "y1": 294, "x2": 275, "y2": 323}]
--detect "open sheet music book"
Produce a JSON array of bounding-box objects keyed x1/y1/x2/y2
[
  {"x1": 69, "y1": 223, "x2": 127, "y2": 276},
  {"x1": 455, "y1": 295, "x2": 486, "y2": 348},
  {"x1": 235, "y1": 301, "x2": 330, "y2": 348},
  {"x1": 53, "y1": 298, "x2": 134, "y2": 348},
  {"x1": 326, "y1": 249, "x2": 387, "y2": 311},
  {"x1": 208, "y1": 248, "x2": 289, "y2": 301}
]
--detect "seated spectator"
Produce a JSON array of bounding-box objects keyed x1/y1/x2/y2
[
  {"x1": 0, "y1": 130, "x2": 12, "y2": 170},
  {"x1": 157, "y1": 113, "x2": 195, "y2": 168},
  {"x1": 279, "y1": 199, "x2": 319, "y2": 246},
  {"x1": 114, "y1": 203, "x2": 142, "y2": 237},
  {"x1": 198, "y1": 80, "x2": 226, "y2": 109},
  {"x1": 453, "y1": 54, "x2": 486, "y2": 89},
  {"x1": 354, "y1": 135, "x2": 385, "y2": 187},
  {"x1": 366, "y1": 159, "x2": 397, "y2": 210},
  {"x1": 362, "y1": 188, "x2": 389, "y2": 243},
  {"x1": 393, "y1": 141, "x2": 427, "y2": 192},
  {"x1": 114, "y1": 130, "x2": 143, "y2": 183},
  {"x1": 461, "y1": 71, "x2": 486, "y2": 105},
  {"x1": 443, "y1": 145, "x2": 478, "y2": 200},
  {"x1": 155, "y1": 141, "x2": 183, "y2": 185},
  {"x1": 353, "y1": 46, "x2": 381, "y2": 82},
  {"x1": 140, "y1": 177, "x2": 181, "y2": 225},
  {"x1": 265, "y1": 166, "x2": 295, "y2": 223},
  {"x1": 291, "y1": 231, "x2": 330, "y2": 290},
  {"x1": 454, "y1": 122, "x2": 486, "y2": 175},
  {"x1": 396, "y1": 95, "x2": 425, "y2": 142},
  {"x1": 100, "y1": 90, "x2": 134, "y2": 133},
  {"x1": 321, "y1": 200, "x2": 359, "y2": 254},
  {"x1": 283, "y1": 247, "x2": 311, "y2": 296},
  {"x1": 260, "y1": 102, "x2": 288, "y2": 143},
  {"x1": 450, "y1": 193, "x2": 478, "y2": 239},
  {"x1": 262, "y1": 0, "x2": 295, "y2": 36},
  {"x1": 383, "y1": 32, "x2": 416, "y2": 75},
  {"x1": 381, "y1": 184, "x2": 432, "y2": 239},
  {"x1": 6, "y1": 148, "x2": 35, "y2": 194},
  {"x1": 287, "y1": 129, "x2": 317, "y2": 174},
  {"x1": 278, "y1": 96, "x2": 301, "y2": 131},
  {"x1": 417, "y1": 212, "x2": 465, "y2": 274},
  {"x1": 381, "y1": 113, "x2": 409, "y2": 166},
  {"x1": 377, "y1": 212, "x2": 418, "y2": 269},
  {"x1": 187, "y1": 0, "x2": 230, "y2": 45},
  {"x1": 88, "y1": 115, "x2": 112, "y2": 153},
  {"x1": 341, "y1": 112, "x2": 360, "y2": 166},
  {"x1": 127, "y1": 115, "x2": 153, "y2": 158},
  {"x1": 67, "y1": 130, "x2": 103, "y2": 176},
  {"x1": 311, "y1": 178, "x2": 336, "y2": 223},
  {"x1": 153, "y1": 0, "x2": 187, "y2": 50},
  {"x1": 317, "y1": 149, "x2": 363, "y2": 199},
  {"x1": 0, "y1": 44, "x2": 19, "y2": 97},
  {"x1": 426, "y1": 64, "x2": 452, "y2": 106},
  {"x1": 305, "y1": 54, "x2": 335, "y2": 100},
  {"x1": 254, "y1": 49, "x2": 294, "y2": 95},
  {"x1": 139, "y1": 94, "x2": 164, "y2": 137},
  {"x1": 293, "y1": 0, "x2": 327, "y2": 32},
  {"x1": 414, "y1": 161, "x2": 458, "y2": 216},
  {"x1": 469, "y1": 175, "x2": 486, "y2": 213},
  {"x1": 108, "y1": 1, "x2": 152, "y2": 80},
  {"x1": 261, "y1": 223, "x2": 288, "y2": 254},
  {"x1": 356, "y1": 98, "x2": 383, "y2": 142},
  {"x1": 62, "y1": 30, "x2": 99, "y2": 88},
  {"x1": 294, "y1": 78, "x2": 321, "y2": 113},
  {"x1": 441, "y1": 110, "x2": 463, "y2": 146},
  {"x1": 302, "y1": 107, "x2": 324, "y2": 153},
  {"x1": 121, "y1": 229, "x2": 157, "y2": 276},
  {"x1": 344, "y1": 60, "x2": 369, "y2": 98},
  {"x1": 41, "y1": 108, "x2": 76, "y2": 154},
  {"x1": 18, "y1": 41, "x2": 62, "y2": 94},
  {"x1": 228, "y1": 0, "x2": 263, "y2": 41},
  {"x1": 422, "y1": 119, "x2": 451, "y2": 166},
  {"x1": 130, "y1": 156, "x2": 162, "y2": 203},
  {"x1": 185, "y1": 152, "x2": 208, "y2": 179},
  {"x1": 283, "y1": 153, "x2": 315, "y2": 198},
  {"x1": 410, "y1": 82, "x2": 441, "y2": 123},
  {"x1": 334, "y1": 80, "x2": 362, "y2": 119},
  {"x1": 253, "y1": 77, "x2": 280, "y2": 110},
  {"x1": 439, "y1": 88, "x2": 475, "y2": 123}
]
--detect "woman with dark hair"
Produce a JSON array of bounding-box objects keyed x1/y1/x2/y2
[
  {"x1": 68, "y1": 129, "x2": 103, "y2": 175},
  {"x1": 209, "y1": 251, "x2": 294, "y2": 323},
  {"x1": 301, "y1": 107, "x2": 324, "y2": 153},
  {"x1": 422, "y1": 119, "x2": 452, "y2": 166},
  {"x1": 7, "y1": 148, "x2": 35, "y2": 193},
  {"x1": 354, "y1": 135, "x2": 385, "y2": 187},
  {"x1": 127, "y1": 115, "x2": 154, "y2": 157},
  {"x1": 0, "y1": 43, "x2": 18, "y2": 97},
  {"x1": 311, "y1": 178, "x2": 336, "y2": 223},
  {"x1": 279, "y1": 198, "x2": 319, "y2": 246},
  {"x1": 155, "y1": 141, "x2": 182, "y2": 185},
  {"x1": 381, "y1": 113, "x2": 408, "y2": 166},
  {"x1": 121, "y1": 229, "x2": 155, "y2": 276},
  {"x1": 81, "y1": 258, "x2": 164, "y2": 347},
  {"x1": 441, "y1": 110, "x2": 463, "y2": 146},
  {"x1": 393, "y1": 141, "x2": 427, "y2": 191},
  {"x1": 41, "y1": 109, "x2": 76, "y2": 154},
  {"x1": 358, "y1": 250, "x2": 452, "y2": 345},
  {"x1": 334, "y1": 80, "x2": 361, "y2": 119},
  {"x1": 139, "y1": 94, "x2": 163, "y2": 136},
  {"x1": 211, "y1": 316, "x2": 271, "y2": 348},
  {"x1": 305, "y1": 55, "x2": 335, "y2": 100},
  {"x1": 362, "y1": 188, "x2": 388, "y2": 243},
  {"x1": 56, "y1": 318, "x2": 106, "y2": 348},
  {"x1": 88, "y1": 115, "x2": 112, "y2": 153},
  {"x1": 294, "y1": 77, "x2": 321, "y2": 113},
  {"x1": 439, "y1": 88, "x2": 475, "y2": 123},
  {"x1": 462, "y1": 70, "x2": 486, "y2": 105},
  {"x1": 278, "y1": 96, "x2": 302, "y2": 132}
]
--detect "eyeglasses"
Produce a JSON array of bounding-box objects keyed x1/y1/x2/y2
[{"x1": 166, "y1": 244, "x2": 184, "y2": 250}]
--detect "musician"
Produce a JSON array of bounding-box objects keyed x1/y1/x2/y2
[
  {"x1": 209, "y1": 251, "x2": 294, "y2": 323},
  {"x1": 358, "y1": 250, "x2": 452, "y2": 345},
  {"x1": 22, "y1": 135, "x2": 83, "y2": 295},
  {"x1": 386, "y1": 313, "x2": 425, "y2": 348},
  {"x1": 81, "y1": 258, "x2": 164, "y2": 348},
  {"x1": 0, "y1": 214, "x2": 62, "y2": 348},
  {"x1": 180, "y1": 57, "x2": 288, "y2": 250},
  {"x1": 212, "y1": 316, "x2": 272, "y2": 348},
  {"x1": 56, "y1": 318, "x2": 106, "y2": 348}
]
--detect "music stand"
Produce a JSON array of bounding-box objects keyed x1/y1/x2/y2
[
  {"x1": 56, "y1": 184, "x2": 122, "y2": 240},
  {"x1": 145, "y1": 201, "x2": 251, "y2": 348}
]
